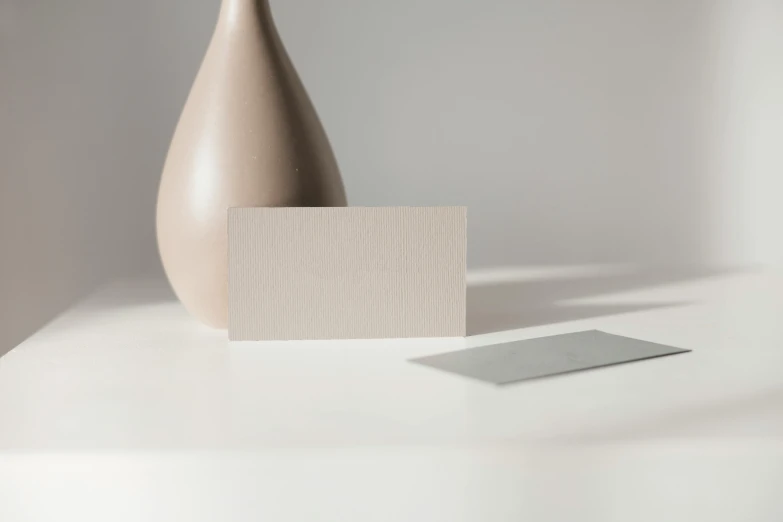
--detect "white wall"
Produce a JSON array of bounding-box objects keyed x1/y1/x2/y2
[
  {"x1": 285, "y1": 0, "x2": 718, "y2": 267},
  {"x1": 0, "y1": 0, "x2": 190, "y2": 352},
  {"x1": 1, "y1": 0, "x2": 782, "y2": 353},
  {"x1": 709, "y1": 0, "x2": 783, "y2": 266}
]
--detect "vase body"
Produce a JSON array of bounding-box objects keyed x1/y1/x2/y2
[{"x1": 157, "y1": 0, "x2": 347, "y2": 328}]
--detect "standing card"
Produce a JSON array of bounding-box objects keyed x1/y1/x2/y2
[{"x1": 228, "y1": 207, "x2": 467, "y2": 341}]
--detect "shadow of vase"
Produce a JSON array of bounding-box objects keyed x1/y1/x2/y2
[{"x1": 466, "y1": 266, "x2": 727, "y2": 336}]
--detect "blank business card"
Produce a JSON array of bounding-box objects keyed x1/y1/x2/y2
[
  {"x1": 410, "y1": 330, "x2": 690, "y2": 384},
  {"x1": 228, "y1": 207, "x2": 467, "y2": 341}
]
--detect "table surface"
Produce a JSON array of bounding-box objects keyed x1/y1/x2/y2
[
  {"x1": 2, "y1": 265, "x2": 781, "y2": 451},
  {"x1": 3, "y1": 266, "x2": 783, "y2": 522}
]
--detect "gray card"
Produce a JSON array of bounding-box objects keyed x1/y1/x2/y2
[{"x1": 410, "y1": 330, "x2": 690, "y2": 384}]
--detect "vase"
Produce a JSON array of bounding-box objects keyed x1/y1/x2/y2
[{"x1": 157, "y1": 0, "x2": 347, "y2": 328}]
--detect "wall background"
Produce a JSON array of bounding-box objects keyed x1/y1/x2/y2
[{"x1": 1, "y1": 0, "x2": 782, "y2": 354}]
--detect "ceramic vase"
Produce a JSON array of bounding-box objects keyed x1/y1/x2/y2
[{"x1": 157, "y1": 0, "x2": 347, "y2": 328}]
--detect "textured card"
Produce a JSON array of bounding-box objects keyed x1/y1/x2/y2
[
  {"x1": 410, "y1": 330, "x2": 690, "y2": 384},
  {"x1": 228, "y1": 207, "x2": 467, "y2": 341}
]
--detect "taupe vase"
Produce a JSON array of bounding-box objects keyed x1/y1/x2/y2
[{"x1": 157, "y1": 0, "x2": 347, "y2": 328}]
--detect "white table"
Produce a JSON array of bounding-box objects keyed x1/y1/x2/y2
[{"x1": 1, "y1": 267, "x2": 782, "y2": 522}]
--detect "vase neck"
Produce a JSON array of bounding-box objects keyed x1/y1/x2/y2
[{"x1": 218, "y1": 0, "x2": 272, "y2": 27}]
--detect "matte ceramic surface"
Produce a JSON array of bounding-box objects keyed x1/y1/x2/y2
[{"x1": 157, "y1": 0, "x2": 347, "y2": 328}]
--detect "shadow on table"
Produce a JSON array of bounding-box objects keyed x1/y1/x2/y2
[
  {"x1": 78, "y1": 277, "x2": 178, "y2": 310},
  {"x1": 0, "y1": 277, "x2": 182, "y2": 352},
  {"x1": 17, "y1": 267, "x2": 737, "y2": 348},
  {"x1": 467, "y1": 266, "x2": 731, "y2": 336},
  {"x1": 83, "y1": 268, "x2": 734, "y2": 337}
]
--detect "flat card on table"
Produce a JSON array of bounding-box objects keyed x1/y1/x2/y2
[
  {"x1": 410, "y1": 330, "x2": 690, "y2": 384},
  {"x1": 228, "y1": 207, "x2": 467, "y2": 341}
]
